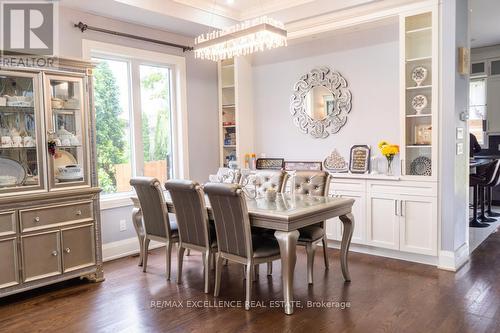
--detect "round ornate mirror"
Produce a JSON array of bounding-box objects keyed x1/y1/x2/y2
[
  {"x1": 290, "y1": 67, "x2": 352, "y2": 139},
  {"x1": 305, "y1": 86, "x2": 335, "y2": 121}
]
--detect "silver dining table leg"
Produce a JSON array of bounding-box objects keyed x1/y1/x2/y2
[
  {"x1": 274, "y1": 230, "x2": 299, "y2": 315},
  {"x1": 339, "y1": 213, "x2": 354, "y2": 281},
  {"x1": 132, "y1": 207, "x2": 145, "y2": 266}
]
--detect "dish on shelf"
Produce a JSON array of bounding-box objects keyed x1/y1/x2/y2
[
  {"x1": 411, "y1": 66, "x2": 428, "y2": 87},
  {"x1": 5, "y1": 96, "x2": 34, "y2": 107},
  {"x1": 411, "y1": 94, "x2": 428, "y2": 115},
  {"x1": 0, "y1": 157, "x2": 26, "y2": 186},
  {"x1": 54, "y1": 149, "x2": 77, "y2": 176},
  {"x1": 410, "y1": 156, "x2": 432, "y2": 176},
  {"x1": 51, "y1": 98, "x2": 64, "y2": 109},
  {"x1": 56, "y1": 164, "x2": 83, "y2": 181}
]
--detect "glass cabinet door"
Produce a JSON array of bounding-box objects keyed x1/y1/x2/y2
[
  {"x1": 0, "y1": 71, "x2": 45, "y2": 194},
  {"x1": 44, "y1": 74, "x2": 90, "y2": 189}
]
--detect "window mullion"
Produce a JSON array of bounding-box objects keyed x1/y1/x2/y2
[{"x1": 131, "y1": 60, "x2": 144, "y2": 176}]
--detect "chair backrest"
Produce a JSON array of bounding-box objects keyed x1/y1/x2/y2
[
  {"x1": 164, "y1": 179, "x2": 210, "y2": 248},
  {"x1": 130, "y1": 177, "x2": 171, "y2": 239},
  {"x1": 486, "y1": 159, "x2": 500, "y2": 186},
  {"x1": 204, "y1": 183, "x2": 252, "y2": 259},
  {"x1": 292, "y1": 171, "x2": 331, "y2": 196},
  {"x1": 254, "y1": 170, "x2": 288, "y2": 196}
]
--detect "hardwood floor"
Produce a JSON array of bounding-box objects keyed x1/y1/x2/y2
[{"x1": 1, "y1": 232, "x2": 499, "y2": 333}]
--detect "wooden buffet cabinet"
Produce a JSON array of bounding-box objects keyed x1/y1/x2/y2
[{"x1": 0, "y1": 58, "x2": 103, "y2": 297}]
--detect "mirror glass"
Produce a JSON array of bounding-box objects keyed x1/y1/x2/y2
[{"x1": 304, "y1": 86, "x2": 334, "y2": 121}]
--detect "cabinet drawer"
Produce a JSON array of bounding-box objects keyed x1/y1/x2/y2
[
  {"x1": 367, "y1": 180, "x2": 437, "y2": 197},
  {"x1": 0, "y1": 211, "x2": 16, "y2": 236},
  {"x1": 0, "y1": 237, "x2": 20, "y2": 289},
  {"x1": 61, "y1": 224, "x2": 96, "y2": 273},
  {"x1": 21, "y1": 230, "x2": 62, "y2": 282},
  {"x1": 330, "y1": 179, "x2": 366, "y2": 193},
  {"x1": 20, "y1": 201, "x2": 93, "y2": 232}
]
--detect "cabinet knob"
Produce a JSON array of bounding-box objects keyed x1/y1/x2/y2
[
  {"x1": 34, "y1": 216, "x2": 40, "y2": 222},
  {"x1": 65, "y1": 248, "x2": 71, "y2": 254},
  {"x1": 51, "y1": 250, "x2": 58, "y2": 257},
  {"x1": 76, "y1": 210, "x2": 82, "y2": 216}
]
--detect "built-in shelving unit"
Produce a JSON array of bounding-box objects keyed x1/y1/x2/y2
[
  {"x1": 218, "y1": 56, "x2": 254, "y2": 168},
  {"x1": 400, "y1": 10, "x2": 437, "y2": 179}
]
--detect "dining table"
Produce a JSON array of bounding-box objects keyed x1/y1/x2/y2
[{"x1": 131, "y1": 192, "x2": 355, "y2": 315}]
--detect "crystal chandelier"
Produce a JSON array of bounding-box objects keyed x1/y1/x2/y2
[{"x1": 194, "y1": 16, "x2": 287, "y2": 61}]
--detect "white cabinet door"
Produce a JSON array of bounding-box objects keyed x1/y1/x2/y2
[
  {"x1": 487, "y1": 76, "x2": 500, "y2": 132},
  {"x1": 337, "y1": 191, "x2": 365, "y2": 244},
  {"x1": 399, "y1": 195, "x2": 437, "y2": 255},
  {"x1": 366, "y1": 193, "x2": 400, "y2": 250}
]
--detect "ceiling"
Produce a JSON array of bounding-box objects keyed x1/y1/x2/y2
[
  {"x1": 60, "y1": 0, "x2": 395, "y2": 38},
  {"x1": 470, "y1": 0, "x2": 500, "y2": 48}
]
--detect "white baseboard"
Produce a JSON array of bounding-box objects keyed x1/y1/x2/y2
[
  {"x1": 102, "y1": 237, "x2": 165, "y2": 262},
  {"x1": 325, "y1": 240, "x2": 438, "y2": 266},
  {"x1": 437, "y1": 242, "x2": 469, "y2": 272}
]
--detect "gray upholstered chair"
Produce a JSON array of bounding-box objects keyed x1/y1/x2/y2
[
  {"x1": 164, "y1": 179, "x2": 217, "y2": 294},
  {"x1": 251, "y1": 169, "x2": 288, "y2": 275},
  {"x1": 292, "y1": 171, "x2": 332, "y2": 284},
  {"x1": 130, "y1": 177, "x2": 179, "y2": 280},
  {"x1": 204, "y1": 182, "x2": 281, "y2": 310},
  {"x1": 253, "y1": 170, "x2": 288, "y2": 196}
]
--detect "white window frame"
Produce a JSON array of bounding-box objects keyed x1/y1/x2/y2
[{"x1": 82, "y1": 40, "x2": 189, "y2": 209}]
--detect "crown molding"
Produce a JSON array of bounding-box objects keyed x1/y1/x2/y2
[{"x1": 173, "y1": 0, "x2": 313, "y2": 21}]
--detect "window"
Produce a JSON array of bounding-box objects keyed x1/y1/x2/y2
[
  {"x1": 469, "y1": 78, "x2": 487, "y2": 145},
  {"x1": 84, "y1": 41, "x2": 188, "y2": 200}
]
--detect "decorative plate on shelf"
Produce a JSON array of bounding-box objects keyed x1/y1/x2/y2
[
  {"x1": 411, "y1": 66, "x2": 428, "y2": 87},
  {"x1": 323, "y1": 149, "x2": 348, "y2": 172},
  {"x1": 411, "y1": 94, "x2": 428, "y2": 115},
  {"x1": 0, "y1": 157, "x2": 26, "y2": 186},
  {"x1": 410, "y1": 156, "x2": 432, "y2": 176}
]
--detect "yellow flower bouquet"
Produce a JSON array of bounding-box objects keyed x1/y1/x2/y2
[{"x1": 378, "y1": 141, "x2": 399, "y2": 175}]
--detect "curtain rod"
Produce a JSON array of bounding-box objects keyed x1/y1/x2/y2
[{"x1": 74, "y1": 22, "x2": 194, "y2": 52}]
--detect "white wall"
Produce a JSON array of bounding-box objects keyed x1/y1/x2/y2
[
  {"x1": 439, "y1": 0, "x2": 470, "y2": 255},
  {"x1": 56, "y1": 6, "x2": 219, "y2": 248},
  {"x1": 251, "y1": 23, "x2": 399, "y2": 165}
]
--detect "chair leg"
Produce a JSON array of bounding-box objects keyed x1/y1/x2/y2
[
  {"x1": 267, "y1": 262, "x2": 273, "y2": 275},
  {"x1": 186, "y1": 249, "x2": 191, "y2": 256},
  {"x1": 203, "y1": 251, "x2": 211, "y2": 294},
  {"x1": 210, "y1": 252, "x2": 215, "y2": 271},
  {"x1": 177, "y1": 246, "x2": 185, "y2": 284},
  {"x1": 142, "y1": 238, "x2": 150, "y2": 273},
  {"x1": 306, "y1": 242, "x2": 317, "y2": 284},
  {"x1": 165, "y1": 241, "x2": 173, "y2": 280},
  {"x1": 214, "y1": 253, "x2": 223, "y2": 297},
  {"x1": 223, "y1": 258, "x2": 228, "y2": 266},
  {"x1": 245, "y1": 263, "x2": 253, "y2": 310},
  {"x1": 253, "y1": 264, "x2": 259, "y2": 281},
  {"x1": 322, "y1": 237, "x2": 329, "y2": 270}
]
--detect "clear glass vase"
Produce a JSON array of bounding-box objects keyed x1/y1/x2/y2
[{"x1": 386, "y1": 157, "x2": 394, "y2": 176}]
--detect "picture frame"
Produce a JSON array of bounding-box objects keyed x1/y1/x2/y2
[
  {"x1": 349, "y1": 145, "x2": 370, "y2": 174},
  {"x1": 284, "y1": 161, "x2": 323, "y2": 171},
  {"x1": 256, "y1": 158, "x2": 285, "y2": 170}
]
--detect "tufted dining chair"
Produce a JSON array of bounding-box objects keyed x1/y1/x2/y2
[
  {"x1": 292, "y1": 171, "x2": 332, "y2": 284},
  {"x1": 130, "y1": 177, "x2": 179, "y2": 280},
  {"x1": 204, "y1": 182, "x2": 282, "y2": 310},
  {"x1": 251, "y1": 170, "x2": 288, "y2": 275},
  {"x1": 164, "y1": 179, "x2": 217, "y2": 293},
  {"x1": 253, "y1": 170, "x2": 289, "y2": 196}
]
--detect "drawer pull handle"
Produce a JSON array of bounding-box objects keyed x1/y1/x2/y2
[
  {"x1": 51, "y1": 251, "x2": 58, "y2": 257},
  {"x1": 65, "y1": 248, "x2": 71, "y2": 254},
  {"x1": 76, "y1": 210, "x2": 82, "y2": 216},
  {"x1": 34, "y1": 216, "x2": 40, "y2": 222}
]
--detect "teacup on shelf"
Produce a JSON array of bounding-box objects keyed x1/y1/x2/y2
[
  {"x1": 12, "y1": 136, "x2": 23, "y2": 147},
  {"x1": 1, "y1": 136, "x2": 12, "y2": 147},
  {"x1": 23, "y1": 136, "x2": 35, "y2": 147}
]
